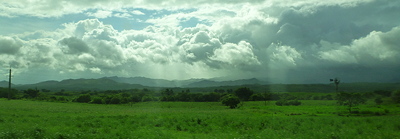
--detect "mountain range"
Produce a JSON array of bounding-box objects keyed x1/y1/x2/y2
[
  {"x1": 0, "y1": 81, "x2": 13, "y2": 88},
  {"x1": 1, "y1": 77, "x2": 268, "y2": 91},
  {"x1": 3, "y1": 77, "x2": 399, "y2": 92},
  {"x1": 102, "y1": 76, "x2": 266, "y2": 88},
  {"x1": 7, "y1": 78, "x2": 143, "y2": 91}
]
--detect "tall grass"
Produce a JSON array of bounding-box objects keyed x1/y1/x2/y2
[{"x1": 0, "y1": 99, "x2": 399, "y2": 138}]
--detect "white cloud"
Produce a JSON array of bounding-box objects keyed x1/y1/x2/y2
[
  {"x1": 89, "y1": 67, "x2": 102, "y2": 73},
  {"x1": 59, "y1": 37, "x2": 90, "y2": 54},
  {"x1": 0, "y1": 36, "x2": 22, "y2": 54},
  {"x1": 211, "y1": 41, "x2": 260, "y2": 68},
  {"x1": 114, "y1": 13, "x2": 132, "y2": 18},
  {"x1": 131, "y1": 10, "x2": 145, "y2": 15},
  {"x1": 2, "y1": 0, "x2": 400, "y2": 84},
  {"x1": 0, "y1": 0, "x2": 375, "y2": 18},
  {"x1": 266, "y1": 43, "x2": 302, "y2": 68},
  {"x1": 319, "y1": 26, "x2": 400, "y2": 65},
  {"x1": 86, "y1": 10, "x2": 113, "y2": 18}
]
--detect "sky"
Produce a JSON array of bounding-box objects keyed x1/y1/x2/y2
[{"x1": 1, "y1": 0, "x2": 400, "y2": 84}]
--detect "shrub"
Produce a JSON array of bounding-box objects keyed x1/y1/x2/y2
[
  {"x1": 130, "y1": 95, "x2": 142, "y2": 102},
  {"x1": 288, "y1": 100, "x2": 302, "y2": 106},
  {"x1": 221, "y1": 94, "x2": 241, "y2": 109},
  {"x1": 336, "y1": 92, "x2": 366, "y2": 113},
  {"x1": 110, "y1": 97, "x2": 121, "y2": 104},
  {"x1": 392, "y1": 90, "x2": 400, "y2": 103},
  {"x1": 374, "y1": 90, "x2": 392, "y2": 97},
  {"x1": 275, "y1": 99, "x2": 286, "y2": 106},
  {"x1": 75, "y1": 94, "x2": 91, "y2": 103},
  {"x1": 235, "y1": 87, "x2": 254, "y2": 101},
  {"x1": 141, "y1": 95, "x2": 154, "y2": 102},
  {"x1": 374, "y1": 97, "x2": 383, "y2": 105},
  {"x1": 24, "y1": 89, "x2": 40, "y2": 98},
  {"x1": 276, "y1": 99, "x2": 301, "y2": 106},
  {"x1": 91, "y1": 97, "x2": 104, "y2": 104},
  {"x1": 249, "y1": 94, "x2": 264, "y2": 101},
  {"x1": 57, "y1": 96, "x2": 68, "y2": 102},
  {"x1": 202, "y1": 92, "x2": 221, "y2": 102}
]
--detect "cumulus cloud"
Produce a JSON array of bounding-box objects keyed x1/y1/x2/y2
[
  {"x1": 131, "y1": 10, "x2": 145, "y2": 15},
  {"x1": 319, "y1": 26, "x2": 400, "y2": 65},
  {"x1": 211, "y1": 41, "x2": 260, "y2": 68},
  {"x1": 0, "y1": 36, "x2": 22, "y2": 54},
  {"x1": 266, "y1": 43, "x2": 302, "y2": 68},
  {"x1": 0, "y1": 0, "x2": 378, "y2": 18},
  {"x1": 2, "y1": 0, "x2": 400, "y2": 84},
  {"x1": 86, "y1": 10, "x2": 113, "y2": 18},
  {"x1": 59, "y1": 37, "x2": 90, "y2": 54}
]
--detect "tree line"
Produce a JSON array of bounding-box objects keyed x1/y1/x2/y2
[{"x1": 1, "y1": 87, "x2": 400, "y2": 110}]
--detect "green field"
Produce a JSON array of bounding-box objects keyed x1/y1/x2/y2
[{"x1": 1, "y1": 99, "x2": 400, "y2": 139}]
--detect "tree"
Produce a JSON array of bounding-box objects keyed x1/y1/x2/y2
[
  {"x1": 0, "y1": 88, "x2": 17, "y2": 99},
  {"x1": 175, "y1": 92, "x2": 190, "y2": 101},
  {"x1": 374, "y1": 90, "x2": 392, "y2": 97},
  {"x1": 91, "y1": 97, "x2": 104, "y2": 104},
  {"x1": 275, "y1": 99, "x2": 301, "y2": 106},
  {"x1": 336, "y1": 92, "x2": 366, "y2": 113},
  {"x1": 374, "y1": 97, "x2": 383, "y2": 105},
  {"x1": 202, "y1": 92, "x2": 221, "y2": 102},
  {"x1": 110, "y1": 96, "x2": 121, "y2": 104},
  {"x1": 249, "y1": 94, "x2": 264, "y2": 101},
  {"x1": 392, "y1": 90, "x2": 400, "y2": 103},
  {"x1": 162, "y1": 89, "x2": 174, "y2": 96},
  {"x1": 141, "y1": 95, "x2": 154, "y2": 102},
  {"x1": 234, "y1": 87, "x2": 254, "y2": 101},
  {"x1": 130, "y1": 95, "x2": 142, "y2": 102},
  {"x1": 161, "y1": 89, "x2": 175, "y2": 101},
  {"x1": 75, "y1": 94, "x2": 91, "y2": 103},
  {"x1": 24, "y1": 89, "x2": 40, "y2": 98},
  {"x1": 221, "y1": 94, "x2": 241, "y2": 109}
]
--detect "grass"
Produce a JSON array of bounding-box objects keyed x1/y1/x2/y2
[{"x1": 0, "y1": 99, "x2": 400, "y2": 138}]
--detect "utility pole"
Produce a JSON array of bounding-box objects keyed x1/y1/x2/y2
[{"x1": 8, "y1": 68, "x2": 11, "y2": 100}]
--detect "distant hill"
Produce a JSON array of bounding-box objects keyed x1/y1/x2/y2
[
  {"x1": 104, "y1": 76, "x2": 207, "y2": 87},
  {"x1": 104, "y1": 76, "x2": 267, "y2": 88},
  {"x1": 10, "y1": 77, "x2": 400, "y2": 93},
  {"x1": 0, "y1": 81, "x2": 13, "y2": 88},
  {"x1": 104, "y1": 76, "x2": 197, "y2": 87},
  {"x1": 184, "y1": 78, "x2": 266, "y2": 88},
  {"x1": 15, "y1": 78, "x2": 144, "y2": 91}
]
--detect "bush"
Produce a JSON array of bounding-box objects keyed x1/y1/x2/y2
[
  {"x1": 221, "y1": 95, "x2": 241, "y2": 109},
  {"x1": 249, "y1": 94, "x2": 265, "y2": 101},
  {"x1": 288, "y1": 100, "x2": 302, "y2": 106},
  {"x1": 392, "y1": 90, "x2": 400, "y2": 103},
  {"x1": 235, "y1": 87, "x2": 254, "y2": 101},
  {"x1": 202, "y1": 92, "x2": 221, "y2": 102},
  {"x1": 275, "y1": 99, "x2": 302, "y2": 106},
  {"x1": 374, "y1": 97, "x2": 383, "y2": 105},
  {"x1": 75, "y1": 94, "x2": 91, "y2": 103},
  {"x1": 141, "y1": 95, "x2": 154, "y2": 102},
  {"x1": 130, "y1": 95, "x2": 142, "y2": 102},
  {"x1": 57, "y1": 96, "x2": 68, "y2": 102},
  {"x1": 374, "y1": 90, "x2": 392, "y2": 97},
  {"x1": 336, "y1": 92, "x2": 366, "y2": 113},
  {"x1": 24, "y1": 89, "x2": 40, "y2": 98},
  {"x1": 275, "y1": 99, "x2": 286, "y2": 106},
  {"x1": 110, "y1": 97, "x2": 121, "y2": 104},
  {"x1": 91, "y1": 97, "x2": 104, "y2": 104}
]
